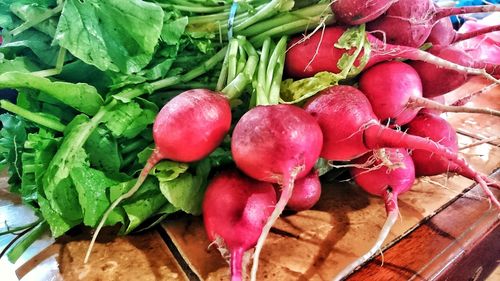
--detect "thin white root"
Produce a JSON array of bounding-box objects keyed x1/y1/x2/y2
[
  {"x1": 250, "y1": 171, "x2": 298, "y2": 281},
  {"x1": 332, "y1": 208, "x2": 398, "y2": 281}
]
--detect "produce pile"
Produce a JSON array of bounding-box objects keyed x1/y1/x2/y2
[{"x1": 0, "y1": 0, "x2": 499, "y2": 280}]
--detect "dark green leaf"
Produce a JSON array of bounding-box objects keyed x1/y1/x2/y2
[{"x1": 54, "y1": 0, "x2": 164, "y2": 74}]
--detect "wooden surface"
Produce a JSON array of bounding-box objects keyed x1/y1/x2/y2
[{"x1": 0, "y1": 78, "x2": 499, "y2": 280}]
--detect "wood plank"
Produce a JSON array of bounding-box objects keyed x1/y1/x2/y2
[{"x1": 162, "y1": 136, "x2": 500, "y2": 281}]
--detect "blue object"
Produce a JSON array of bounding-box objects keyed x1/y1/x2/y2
[
  {"x1": 451, "y1": 0, "x2": 500, "y2": 25},
  {"x1": 227, "y1": 1, "x2": 239, "y2": 39}
]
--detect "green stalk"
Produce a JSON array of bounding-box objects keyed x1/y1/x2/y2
[
  {"x1": 233, "y1": 0, "x2": 292, "y2": 32},
  {"x1": 158, "y1": 1, "x2": 230, "y2": 13},
  {"x1": 236, "y1": 45, "x2": 247, "y2": 74},
  {"x1": 31, "y1": 48, "x2": 66, "y2": 78},
  {"x1": 0, "y1": 100, "x2": 65, "y2": 132},
  {"x1": 226, "y1": 40, "x2": 239, "y2": 84},
  {"x1": 239, "y1": 3, "x2": 333, "y2": 37},
  {"x1": 10, "y1": 3, "x2": 58, "y2": 37},
  {"x1": 7, "y1": 221, "x2": 48, "y2": 263},
  {"x1": 222, "y1": 38, "x2": 259, "y2": 100},
  {"x1": 268, "y1": 36, "x2": 287, "y2": 105},
  {"x1": 10, "y1": 4, "x2": 63, "y2": 36},
  {"x1": 255, "y1": 38, "x2": 271, "y2": 105},
  {"x1": 0, "y1": 220, "x2": 42, "y2": 236},
  {"x1": 249, "y1": 14, "x2": 335, "y2": 46},
  {"x1": 216, "y1": 49, "x2": 231, "y2": 91}
]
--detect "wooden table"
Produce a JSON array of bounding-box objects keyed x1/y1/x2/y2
[{"x1": 0, "y1": 77, "x2": 499, "y2": 280}]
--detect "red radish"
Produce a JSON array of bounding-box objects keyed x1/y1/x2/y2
[
  {"x1": 366, "y1": 0, "x2": 500, "y2": 47},
  {"x1": 335, "y1": 148, "x2": 415, "y2": 280},
  {"x1": 303, "y1": 85, "x2": 499, "y2": 208},
  {"x1": 406, "y1": 112, "x2": 498, "y2": 192},
  {"x1": 85, "y1": 89, "x2": 232, "y2": 262},
  {"x1": 231, "y1": 104, "x2": 323, "y2": 281},
  {"x1": 203, "y1": 170, "x2": 276, "y2": 281},
  {"x1": 284, "y1": 26, "x2": 497, "y2": 83},
  {"x1": 359, "y1": 61, "x2": 500, "y2": 126},
  {"x1": 428, "y1": 18, "x2": 500, "y2": 46},
  {"x1": 286, "y1": 170, "x2": 321, "y2": 211},
  {"x1": 409, "y1": 45, "x2": 499, "y2": 98},
  {"x1": 330, "y1": 0, "x2": 397, "y2": 25}
]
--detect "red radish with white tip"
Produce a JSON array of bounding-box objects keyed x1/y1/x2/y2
[
  {"x1": 284, "y1": 26, "x2": 498, "y2": 84},
  {"x1": 303, "y1": 85, "x2": 499, "y2": 208},
  {"x1": 85, "y1": 89, "x2": 232, "y2": 263},
  {"x1": 334, "y1": 148, "x2": 415, "y2": 280},
  {"x1": 359, "y1": 61, "x2": 500, "y2": 126},
  {"x1": 231, "y1": 104, "x2": 323, "y2": 281},
  {"x1": 203, "y1": 170, "x2": 276, "y2": 281}
]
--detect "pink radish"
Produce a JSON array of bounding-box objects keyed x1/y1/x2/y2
[
  {"x1": 359, "y1": 61, "x2": 500, "y2": 126},
  {"x1": 334, "y1": 148, "x2": 415, "y2": 280},
  {"x1": 409, "y1": 45, "x2": 499, "y2": 98},
  {"x1": 303, "y1": 85, "x2": 499, "y2": 208},
  {"x1": 286, "y1": 170, "x2": 321, "y2": 211},
  {"x1": 366, "y1": 0, "x2": 500, "y2": 47},
  {"x1": 231, "y1": 104, "x2": 323, "y2": 281},
  {"x1": 428, "y1": 18, "x2": 500, "y2": 46},
  {"x1": 85, "y1": 89, "x2": 232, "y2": 262},
  {"x1": 454, "y1": 14, "x2": 500, "y2": 65},
  {"x1": 405, "y1": 112, "x2": 498, "y2": 191},
  {"x1": 330, "y1": 0, "x2": 397, "y2": 25},
  {"x1": 203, "y1": 170, "x2": 276, "y2": 281},
  {"x1": 284, "y1": 26, "x2": 497, "y2": 84}
]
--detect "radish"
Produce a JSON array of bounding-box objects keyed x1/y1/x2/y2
[
  {"x1": 85, "y1": 89, "x2": 232, "y2": 262},
  {"x1": 303, "y1": 85, "x2": 499, "y2": 208},
  {"x1": 366, "y1": 0, "x2": 500, "y2": 47},
  {"x1": 334, "y1": 148, "x2": 415, "y2": 280},
  {"x1": 330, "y1": 0, "x2": 397, "y2": 25},
  {"x1": 203, "y1": 170, "x2": 276, "y2": 281},
  {"x1": 231, "y1": 104, "x2": 323, "y2": 281},
  {"x1": 409, "y1": 45, "x2": 499, "y2": 98},
  {"x1": 284, "y1": 26, "x2": 497, "y2": 84},
  {"x1": 286, "y1": 170, "x2": 321, "y2": 211},
  {"x1": 359, "y1": 61, "x2": 500, "y2": 126},
  {"x1": 428, "y1": 18, "x2": 500, "y2": 46},
  {"x1": 405, "y1": 112, "x2": 498, "y2": 190}
]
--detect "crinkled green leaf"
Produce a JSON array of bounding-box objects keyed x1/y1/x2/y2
[
  {"x1": 0, "y1": 113, "x2": 28, "y2": 192},
  {"x1": 151, "y1": 161, "x2": 189, "y2": 182},
  {"x1": 161, "y1": 16, "x2": 188, "y2": 45},
  {"x1": 158, "y1": 158, "x2": 211, "y2": 215},
  {"x1": 70, "y1": 164, "x2": 121, "y2": 227},
  {"x1": 334, "y1": 24, "x2": 370, "y2": 77},
  {"x1": 38, "y1": 195, "x2": 80, "y2": 237},
  {"x1": 0, "y1": 72, "x2": 103, "y2": 115},
  {"x1": 280, "y1": 72, "x2": 341, "y2": 104},
  {"x1": 84, "y1": 126, "x2": 121, "y2": 175},
  {"x1": 0, "y1": 57, "x2": 40, "y2": 74},
  {"x1": 102, "y1": 98, "x2": 157, "y2": 139},
  {"x1": 54, "y1": 0, "x2": 164, "y2": 74}
]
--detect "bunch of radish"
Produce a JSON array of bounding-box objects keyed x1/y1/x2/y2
[{"x1": 105, "y1": 1, "x2": 499, "y2": 280}]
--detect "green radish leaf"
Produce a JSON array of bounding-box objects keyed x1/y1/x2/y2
[
  {"x1": 335, "y1": 24, "x2": 371, "y2": 77},
  {"x1": 54, "y1": 0, "x2": 164, "y2": 74},
  {"x1": 280, "y1": 72, "x2": 342, "y2": 104},
  {"x1": 0, "y1": 72, "x2": 103, "y2": 115}
]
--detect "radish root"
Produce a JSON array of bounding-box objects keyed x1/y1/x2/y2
[{"x1": 332, "y1": 190, "x2": 399, "y2": 281}]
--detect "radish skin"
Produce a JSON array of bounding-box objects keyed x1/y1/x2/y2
[
  {"x1": 304, "y1": 85, "x2": 500, "y2": 208},
  {"x1": 231, "y1": 104, "x2": 323, "y2": 281},
  {"x1": 203, "y1": 170, "x2": 276, "y2": 281},
  {"x1": 331, "y1": 0, "x2": 397, "y2": 25},
  {"x1": 85, "y1": 89, "x2": 232, "y2": 263},
  {"x1": 286, "y1": 170, "x2": 321, "y2": 211}
]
